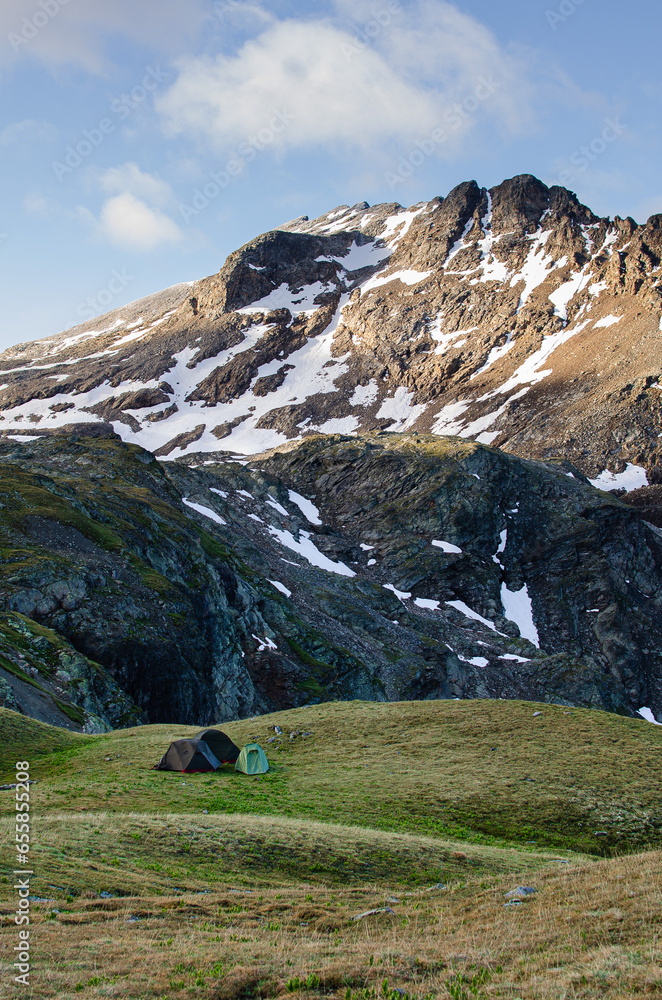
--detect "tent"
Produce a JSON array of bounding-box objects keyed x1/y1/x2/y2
[
  {"x1": 155, "y1": 738, "x2": 221, "y2": 772},
  {"x1": 195, "y1": 729, "x2": 240, "y2": 764},
  {"x1": 235, "y1": 743, "x2": 269, "y2": 775}
]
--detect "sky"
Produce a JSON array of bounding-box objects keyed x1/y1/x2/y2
[{"x1": 0, "y1": 0, "x2": 660, "y2": 349}]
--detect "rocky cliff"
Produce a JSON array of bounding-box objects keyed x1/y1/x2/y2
[
  {"x1": 2, "y1": 173, "x2": 661, "y2": 729},
  {"x1": 0, "y1": 427, "x2": 660, "y2": 729},
  {"x1": 1, "y1": 174, "x2": 661, "y2": 487}
]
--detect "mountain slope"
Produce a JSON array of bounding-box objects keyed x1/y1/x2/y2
[
  {"x1": 1, "y1": 174, "x2": 661, "y2": 483},
  {"x1": 0, "y1": 428, "x2": 660, "y2": 727},
  {"x1": 0, "y1": 175, "x2": 662, "y2": 485}
]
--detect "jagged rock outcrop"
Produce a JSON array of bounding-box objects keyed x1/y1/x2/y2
[
  {"x1": 0, "y1": 174, "x2": 660, "y2": 486},
  {"x1": 0, "y1": 429, "x2": 660, "y2": 728},
  {"x1": 0, "y1": 610, "x2": 138, "y2": 732}
]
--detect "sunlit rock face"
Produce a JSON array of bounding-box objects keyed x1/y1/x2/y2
[{"x1": 1, "y1": 173, "x2": 661, "y2": 486}]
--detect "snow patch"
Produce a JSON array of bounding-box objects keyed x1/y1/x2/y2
[
  {"x1": 594, "y1": 314, "x2": 622, "y2": 328},
  {"x1": 361, "y1": 268, "x2": 433, "y2": 295},
  {"x1": 266, "y1": 496, "x2": 289, "y2": 517},
  {"x1": 470, "y1": 332, "x2": 515, "y2": 380},
  {"x1": 267, "y1": 526, "x2": 354, "y2": 576},
  {"x1": 485, "y1": 320, "x2": 591, "y2": 398},
  {"x1": 309, "y1": 416, "x2": 360, "y2": 435},
  {"x1": 380, "y1": 208, "x2": 424, "y2": 246},
  {"x1": 432, "y1": 539, "x2": 462, "y2": 554},
  {"x1": 268, "y1": 580, "x2": 292, "y2": 598},
  {"x1": 637, "y1": 707, "x2": 662, "y2": 726},
  {"x1": 329, "y1": 239, "x2": 391, "y2": 272},
  {"x1": 548, "y1": 271, "x2": 589, "y2": 320},
  {"x1": 458, "y1": 655, "x2": 488, "y2": 667},
  {"x1": 509, "y1": 229, "x2": 555, "y2": 310},
  {"x1": 182, "y1": 498, "x2": 227, "y2": 526},
  {"x1": 287, "y1": 490, "x2": 323, "y2": 525},
  {"x1": 349, "y1": 381, "x2": 379, "y2": 406},
  {"x1": 430, "y1": 401, "x2": 471, "y2": 436},
  {"x1": 493, "y1": 528, "x2": 507, "y2": 566},
  {"x1": 500, "y1": 583, "x2": 539, "y2": 647},
  {"x1": 589, "y1": 463, "x2": 648, "y2": 492},
  {"x1": 446, "y1": 600, "x2": 502, "y2": 633},
  {"x1": 475, "y1": 194, "x2": 510, "y2": 284},
  {"x1": 376, "y1": 386, "x2": 426, "y2": 431},
  {"x1": 252, "y1": 633, "x2": 277, "y2": 652},
  {"x1": 444, "y1": 217, "x2": 474, "y2": 267},
  {"x1": 429, "y1": 313, "x2": 477, "y2": 357},
  {"x1": 414, "y1": 598, "x2": 440, "y2": 610},
  {"x1": 237, "y1": 281, "x2": 329, "y2": 315}
]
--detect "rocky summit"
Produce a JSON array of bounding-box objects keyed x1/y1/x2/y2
[
  {"x1": 1, "y1": 172, "x2": 661, "y2": 730},
  {"x1": 1, "y1": 174, "x2": 661, "y2": 490}
]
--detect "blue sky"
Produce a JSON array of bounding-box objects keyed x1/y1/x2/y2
[{"x1": 0, "y1": 0, "x2": 660, "y2": 349}]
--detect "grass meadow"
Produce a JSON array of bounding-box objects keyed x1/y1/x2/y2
[{"x1": 1, "y1": 699, "x2": 661, "y2": 998}]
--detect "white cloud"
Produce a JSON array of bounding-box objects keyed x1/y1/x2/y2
[
  {"x1": 79, "y1": 162, "x2": 184, "y2": 251},
  {"x1": 0, "y1": 119, "x2": 58, "y2": 146},
  {"x1": 157, "y1": 22, "x2": 435, "y2": 152},
  {"x1": 98, "y1": 193, "x2": 183, "y2": 251},
  {"x1": 99, "y1": 162, "x2": 172, "y2": 206},
  {"x1": 156, "y1": 1, "x2": 540, "y2": 157},
  {"x1": 207, "y1": 0, "x2": 275, "y2": 30},
  {"x1": 0, "y1": 0, "x2": 208, "y2": 74},
  {"x1": 24, "y1": 192, "x2": 60, "y2": 217}
]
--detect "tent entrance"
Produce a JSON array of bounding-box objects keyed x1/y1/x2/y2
[{"x1": 235, "y1": 742, "x2": 269, "y2": 775}]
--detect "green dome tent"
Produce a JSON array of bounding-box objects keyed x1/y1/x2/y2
[{"x1": 235, "y1": 743, "x2": 269, "y2": 775}]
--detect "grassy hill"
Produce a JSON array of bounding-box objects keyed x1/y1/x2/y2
[
  {"x1": 1, "y1": 699, "x2": 662, "y2": 999},
  {"x1": 4, "y1": 698, "x2": 662, "y2": 856}
]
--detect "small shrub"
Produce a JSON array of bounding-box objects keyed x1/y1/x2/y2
[{"x1": 446, "y1": 968, "x2": 491, "y2": 1000}]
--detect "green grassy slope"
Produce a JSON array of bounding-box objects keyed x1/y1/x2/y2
[
  {"x1": 2, "y1": 698, "x2": 661, "y2": 861},
  {"x1": 1, "y1": 810, "x2": 581, "y2": 902},
  {"x1": 0, "y1": 707, "x2": 86, "y2": 771}
]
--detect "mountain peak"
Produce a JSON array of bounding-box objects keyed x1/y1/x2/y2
[{"x1": 0, "y1": 175, "x2": 660, "y2": 485}]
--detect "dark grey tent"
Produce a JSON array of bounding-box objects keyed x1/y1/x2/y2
[
  {"x1": 155, "y1": 738, "x2": 221, "y2": 772},
  {"x1": 195, "y1": 729, "x2": 240, "y2": 764}
]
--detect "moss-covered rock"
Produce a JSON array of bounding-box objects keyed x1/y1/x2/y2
[{"x1": 0, "y1": 428, "x2": 659, "y2": 729}]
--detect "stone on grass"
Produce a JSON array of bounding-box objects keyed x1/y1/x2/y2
[
  {"x1": 505, "y1": 886, "x2": 537, "y2": 901},
  {"x1": 351, "y1": 906, "x2": 396, "y2": 921}
]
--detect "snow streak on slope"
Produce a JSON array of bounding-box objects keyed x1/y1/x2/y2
[
  {"x1": 267, "y1": 525, "x2": 355, "y2": 576},
  {"x1": 510, "y1": 230, "x2": 557, "y2": 310},
  {"x1": 0, "y1": 291, "x2": 359, "y2": 456},
  {"x1": 0, "y1": 180, "x2": 646, "y2": 474},
  {"x1": 237, "y1": 282, "x2": 331, "y2": 315},
  {"x1": 500, "y1": 583, "x2": 540, "y2": 647},
  {"x1": 473, "y1": 194, "x2": 510, "y2": 284}
]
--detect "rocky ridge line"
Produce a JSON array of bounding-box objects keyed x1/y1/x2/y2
[{"x1": 0, "y1": 175, "x2": 660, "y2": 484}]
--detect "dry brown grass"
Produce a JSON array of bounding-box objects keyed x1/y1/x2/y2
[
  {"x1": 3, "y1": 700, "x2": 662, "y2": 997},
  {"x1": 0, "y1": 811, "x2": 579, "y2": 900},
  {"x1": 1, "y1": 847, "x2": 661, "y2": 999}
]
